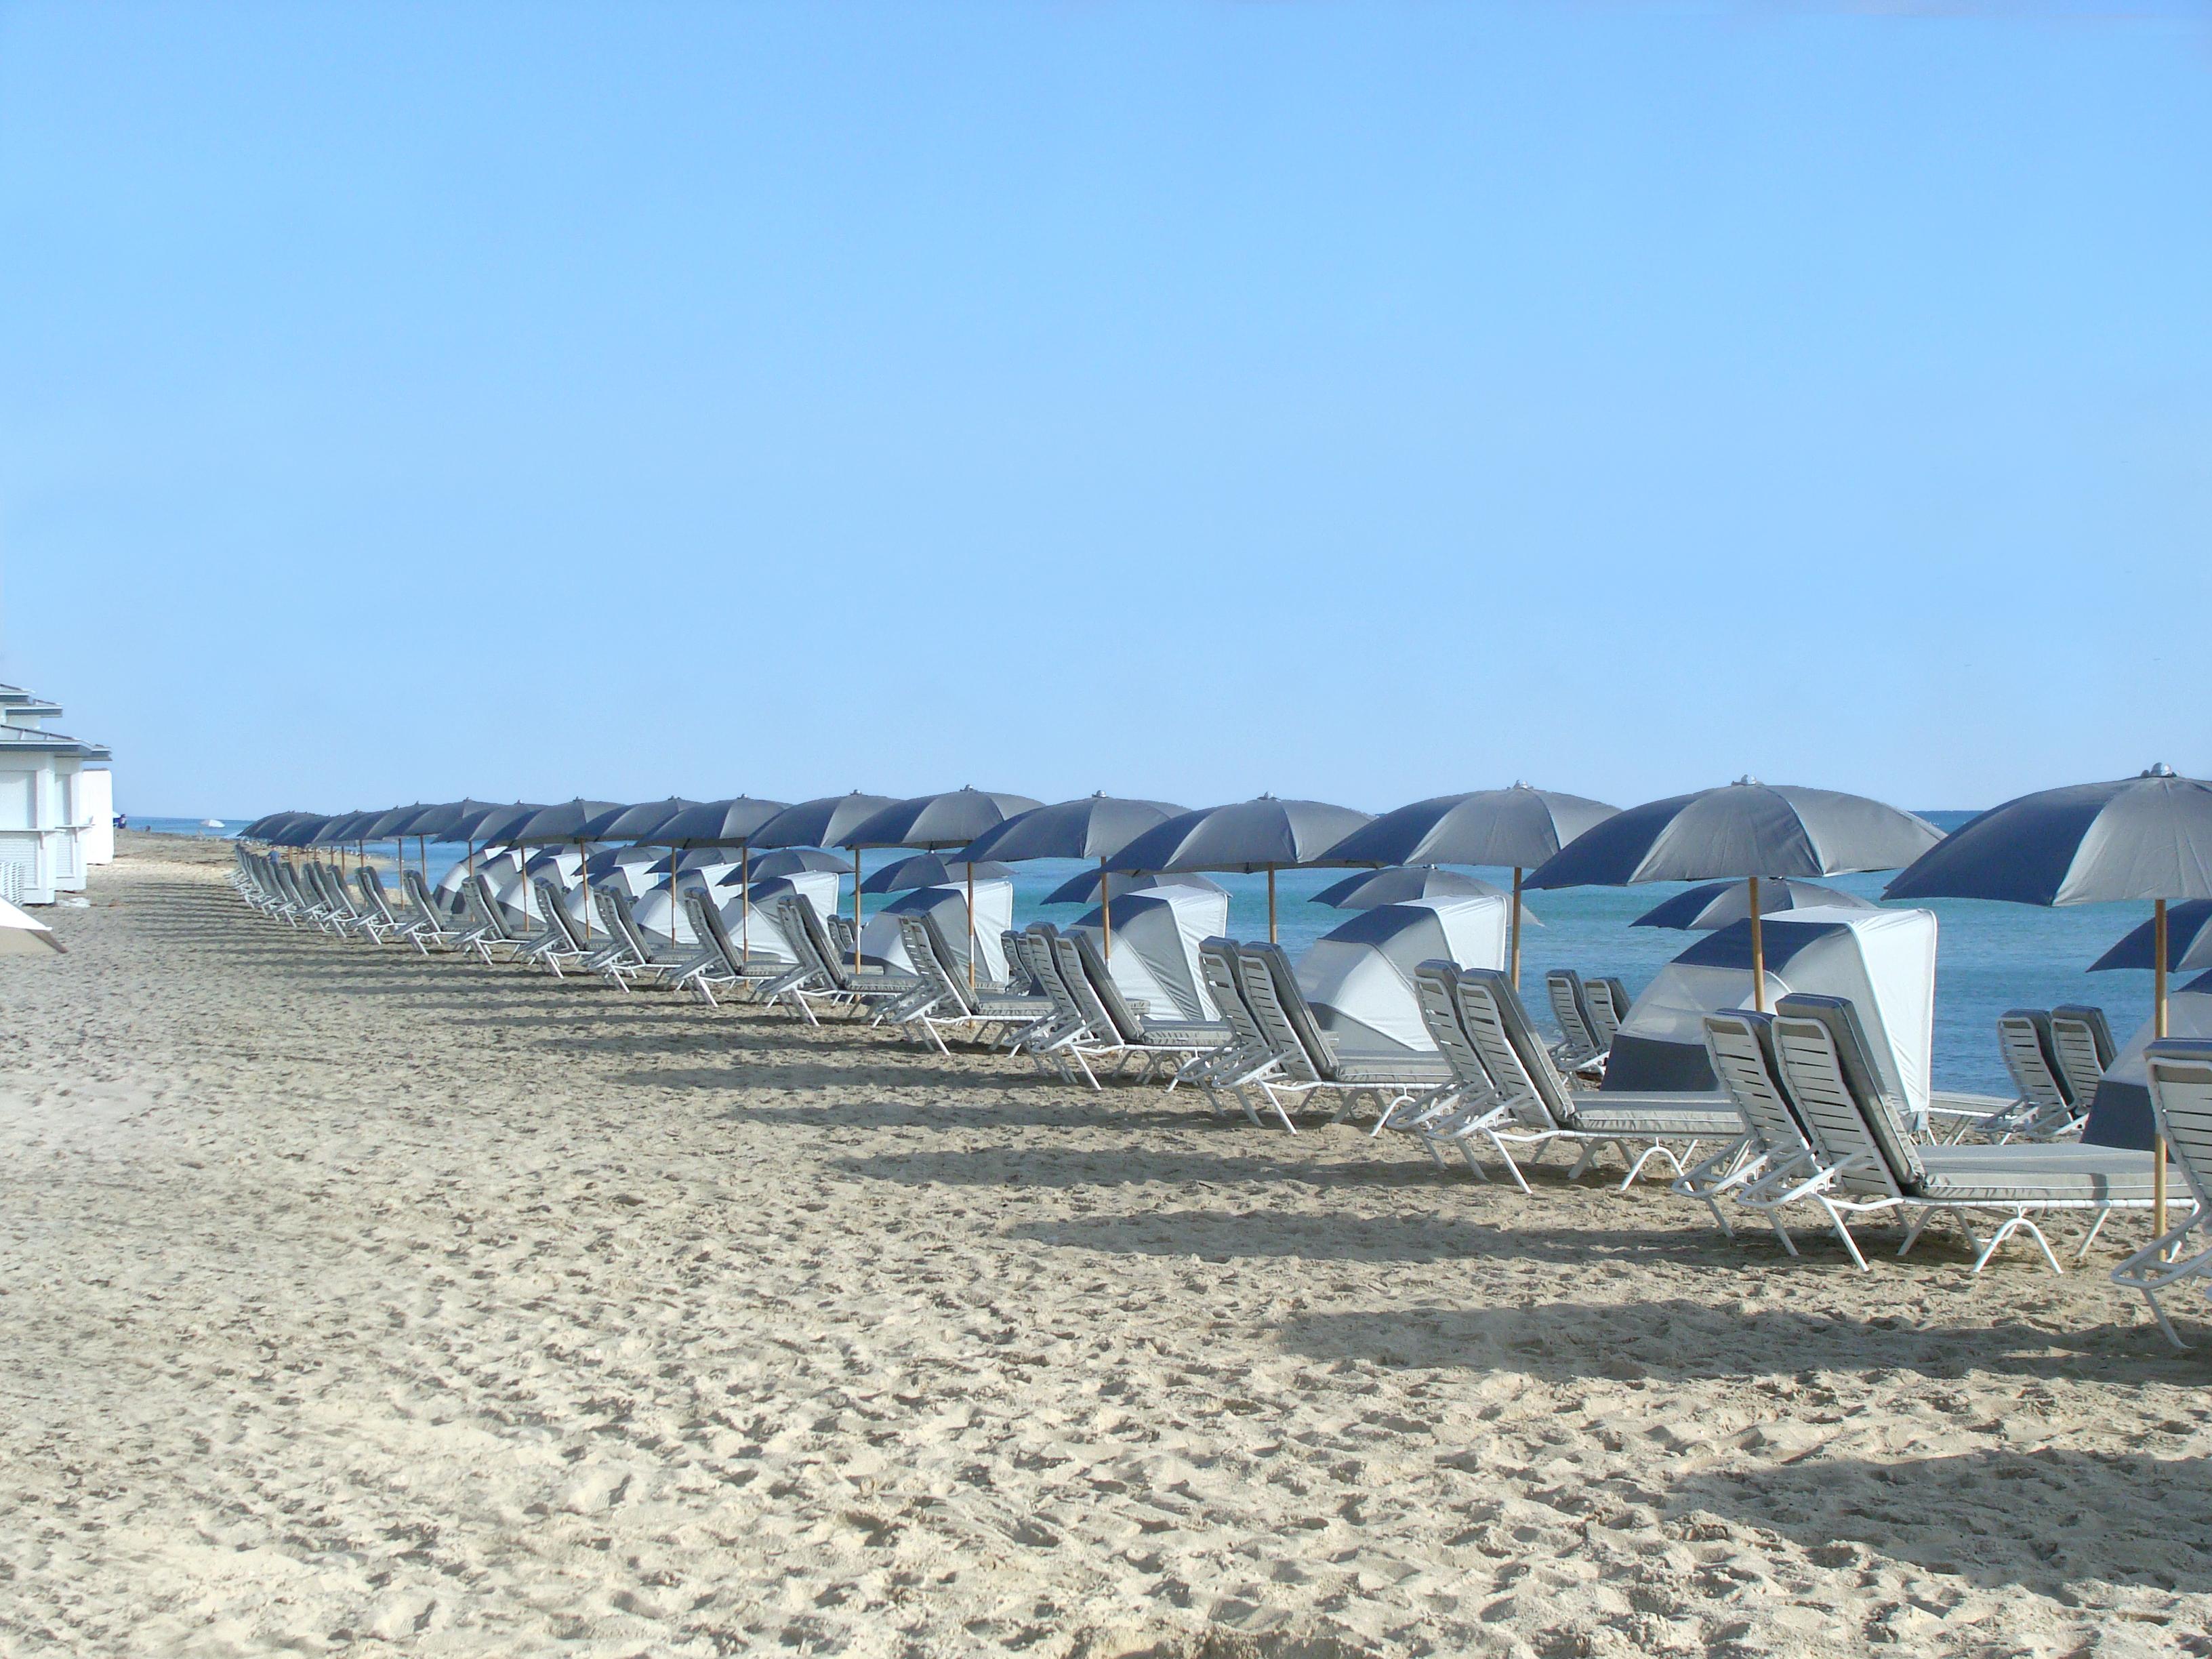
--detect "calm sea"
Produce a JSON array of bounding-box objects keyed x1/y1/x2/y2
[{"x1": 145, "y1": 810, "x2": 2158, "y2": 1098}]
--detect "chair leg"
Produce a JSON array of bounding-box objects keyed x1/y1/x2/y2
[{"x1": 1818, "y1": 1198, "x2": 1870, "y2": 1271}]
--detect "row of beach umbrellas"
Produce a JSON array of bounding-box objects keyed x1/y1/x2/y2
[{"x1": 247, "y1": 767, "x2": 2212, "y2": 1226}]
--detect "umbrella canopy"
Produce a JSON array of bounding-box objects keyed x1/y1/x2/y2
[
  {"x1": 720, "y1": 847, "x2": 849, "y2": 882},
  {"x1": 959, "y1": 794, "x2": 1187, "y2": 863},
  {"x1": 358, "y1": 804, "x2": 436, "y2": 839},
  {"x1": 390, "y1": 799, "x2": 499, "y2": 842},
  {"x1": 652, "y1": 796, "x2": 790, "y2": 847},
  {"x1": 1887, "y1": 764, "x2": 2212, "y2": 1223},
  {"x1": 860, "y1": 855, "x2": 1015, "y2": 895},
  {"x1": 859, "y1": 881, "x2": 1014, "y2": 984},
  {"x1": 1326, "y1": 783, "x2": 1618, "y2": 869},
  {"x1": 1632, "y1": 877, "x2": 1877, "y2": 930},
  {"x1": 1528, "y1": 777, "x2": 1940, "y2": 1017},
  {"x1": 310, "y1": 810, "x2": 384, "y2": 846},
  {"x1": 510, "y1": 799, "x2": 624, "y2": 844},
  {"x1": 0, "y1": 896, "x2": 63, "y2": 954},
  {"x1": 2091, "y1": 901, "x2": 2212, "y2": 974},
  {"x1": 1887, "y1": 768, "x2": 2212, "y2": 907},
  {"x1": 449, "y1": 802, "x2": 546, "y2": 844},
  {"x1": 581, "y1": 798, "x2": 699, "y2": 842},
  {"x1": 840, "y1": 787, "x2": 1045, "y2": 852},
  {"x1": 1042, "y1": 869, "x2": 1228, "y2": 906},
  {"x1": 1530, "y1": 779, "x2": 1942, "y2": 889},
  {"x1": 1107, "y1": 795, "x2": 1374, "y2": 941},
  {"x1": 751, "y1": 793, "x2": 899, "y2": 850},
  {"x1": 249, "y1": 811, "x2": 323, "y2": 844},
  {"x1": 1313, "y1": 864, "x2": 1527, "y2": 914}
]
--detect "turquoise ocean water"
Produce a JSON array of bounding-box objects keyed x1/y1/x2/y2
[{"x1": 147, "y1": 810, "x2": 2161, "y2": 1099}]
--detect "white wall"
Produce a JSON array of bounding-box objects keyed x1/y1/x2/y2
[{"x1": 81, "y1": 768, "x2": 114, "y2": 865}]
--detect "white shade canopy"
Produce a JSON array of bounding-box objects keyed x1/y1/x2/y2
[
  {"x1": 1295, "y1": 895, "x2": 1511, "y2": 1056},
  {"x1": 1069, "y1": 886, "x2": 1231, "y2": 1022}
]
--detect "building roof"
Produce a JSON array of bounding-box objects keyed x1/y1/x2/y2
[{"x1": 0, "y1": 724, "x2": 110, "y2": 761}]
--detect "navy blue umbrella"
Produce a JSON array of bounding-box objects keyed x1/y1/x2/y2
[{"x1": 1109, "y1": 796, "x2": 1373, "y2": 942}]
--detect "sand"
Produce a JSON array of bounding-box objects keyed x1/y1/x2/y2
[{"x1": 1, "y1": 836, "x2": 2208, "y2": 1657}]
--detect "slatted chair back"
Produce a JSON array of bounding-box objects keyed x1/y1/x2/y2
[
  {"x1": 1998, "y1": 1010, "x2": 2072, "y2": 1114},
  {"x1": 682, "y1": 888, "x2": 744, "y2": 974},
  {"x1": 1412, "y1": 960, "x2": 1492, "y2": 1095},
  {"x1": 1547, "y1": 969, "x2": 1599, "y2": 1059},
  {"x1": 1072, "y1": 931, "x2": 1149, "y2": 1043},
  {"x1": 1771, "y1": 994, "x2": 1917, "y2": 1200},
  {"x1": 2051, "y1": 1005, "x2": 2117, "y2": 1105},
  {"x1": 2144, "y1": 1041, "x2": 2212, "y2": 1216},
  {"x1": 1702, "y1": 1011, "x2": 1809, "y2": 1156},
  {"x1": 896, "y1": 914, "x2": 964, "y2": 1010},
  {"x1": 1200, "y1": 939, "x2": 1271, "y2": 1061},
  {"x1": 1454, "y1": 970, "x2": 1570, "y2": 1132},
  {"x1": 1585, "y1": 977, "x2": 1631, "y2": 1048},
  {"x1": 1050, "y1": 935, "x2": 1121, "y2": 1040},
  {"x1": 535, "y1": 878, "x2": 589, "y2": 954}
]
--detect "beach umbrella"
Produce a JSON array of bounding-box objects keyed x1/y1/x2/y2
[
  {"x1": 842, "y1": 788, "x2": 1044, "y2": 983},
  {"x1": 0, "y1": 896, "x2": 63, "y2": 954},
  {"x1": 510, "y1": 799, "x2": 622, "y2": 937},
  {"x1": 959, "y1": 793, "x2": 1187, "y2": 960},
  {"x1": 1313, "y1": 864, "x2": 1532, "y2": 916},
  {"x1": 584, "y1": 797, "x2": 699, "y2": 842},
  {"x1": 247, "y1": 811, "x2": 319, "y2": 844},
  {"x1": 1107, "y1": 795, "x2": 1374, "y2": 943},
  {"x1": 359, "y1": 802, "x2": 445, "y2": 885},
  {"x1": 752, "y1": 794, "x2": 899, "y2": 970},
  {"x1": 1887, "y1": 764, "x2": 2212, "y2": 1231},
  {"x1": 1632, "y1": 877, "x2": 1877, "y2": 931},
  {"x1": 860, "y1": 855, "x2": 1016, "y2": 895},
  {"x1": 640, "y1": 797, "x2": 792, "y2": 953},
  {"x1": 2091, "y1": 900, "x2": 2212, "y2": 975},
  {"x1": 266, "y1": 814, "x2": 331, "y2": 850},
  {"x1": 720, "y1": 846, "x2": 848, "y2": 882},
  {"x1": 422, "y1": 801, "x2": 544, "y2": 915},
  {"x1": 1528, "y1": 778, "x2": 1941, "y2": 1014},
  {"x1": 1041, "y1": 869, "x2": 1228, "y2": 907},
  {"x1": 1324, "y1": 785, "x2": 1618, "y2": 988}
]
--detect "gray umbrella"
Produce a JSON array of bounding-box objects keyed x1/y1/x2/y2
[
  {"x1": 510, "y1": 799, "x2": 623, "y2": 935},
  {"x1": 2091, "y1": 901, "x2": 2212, "y2": 975},
  {"x1": 842, "y1": 788, "x2": 1044, "y2": 983},
  {"x1": 1108, "y1": 795, "x2": 1374, "y2": 943},
  {"x1": 628, "y1": 797, "x2": 789, "y2": 950},
  {"x1": 748, "y1": 794, "x2": 897, "y2": 969},
  {"x1": 1528, "y1": 778, "x2": 1942, "y2": 1013},
  {"x1": 1632, "y1": 877, "x2": 1877, "y2": 930},
  {"x1": 716, "y1": 846, "x2": 848, "y2": 883},
  {"x1": 861, "y1": 855, "x2": 1016, "y2": 895},
  {"x1": 1323, "y1": 784, "x2": 1617, "y2": 987},
  {"x1": 1887, "y1": 764, "x2": 2212, "y2": 1225},
  {"x1": 1313, "y1": 864, "x2": 1534, "y2": 921},
  {"x1": 1041, "y1": 869, "x2": 1228, "y2": 906},
  {"x1": 958, "y1": 794, "x2": 1186, "y2": 960}
]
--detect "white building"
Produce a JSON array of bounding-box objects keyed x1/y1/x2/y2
[{"x1": 0, "y1": 684, "x2": 113, "y2": 905}]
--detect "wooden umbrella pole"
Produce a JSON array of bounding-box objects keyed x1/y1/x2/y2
[
  {"x1": 1100, "y1": 857, "x2": 1111, "y2": 960},
  {"x1": 967, "y1": 861, "x2": 977, "y2": 992},
  {"x1": 1510, "y1": 866, "x2": 1523, "y2": 991},
  {"x1": 853, "y1": 849, "x2": 863, "y2": 972},
  {"x1": 579, "y1": 843, "x2": 591, "y2": 939},
  {"x1": 1748, "y1": 875, "x2": 1765, "y2": 1013},
  {"x1": 1267, "y1": 867, "x2": 1277, "y2": 944},
  {"x1": 2156, "y1": 897, "x2": 2169, "y2": 1238},
  {"x1": 739, "y1": 842, "x2": 750, "y2": 966},
  {"x1": 666, "y1": 845, "x2": 682, "y2": 950}
]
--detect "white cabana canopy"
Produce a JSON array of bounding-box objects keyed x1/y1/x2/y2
[
  {"x1": 859, "y1": 879, "x2": 1012, "y2": 983},
  {"x1": 632, "y1": 868, "x2": 840, "y2": 956},
  {"x1": 2083, "y1": 970, "x2": 2212, "y2": 1151},
  {"x1": 1605, "y1": 905, "x2": 1937, "y2": 1120},
  {"x1": 1296, "y1": 895, "x2": 1511, "y2": 1056},
  {"x1": 1069, "y1": 886, "x2": 1231, "y2": 1021}
]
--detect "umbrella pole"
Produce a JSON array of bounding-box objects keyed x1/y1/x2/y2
[
  {"x1": 967, "y1": 862, "x2": 977, "y2": 991},
  {"x1": 2156, "y1": 897, "x2": 2169, "y2": 1238},
  {"x1": 1748, "y1": 876, "x2": 1765, "y2": 1014},
  {"x1": 579, "y1": 846, "x2": 590, "y2": 940},
  {"x1": 853, "y1": 849, "x2": 863, "y2": 972},
  {"x1": 668, "y1": 846, "x2": 682, "y2": 950},
  {"x1": 1509, "y1": 866, "x2": 1523, "y2": 991},
  {"x1": 1100, "y1": 857, "x2": 1111, "y2": 960},
  {"x1": 739, "y1": 842, "x2": 750, "y2": 966},
  {"x1": 1267, "y1": 866, "x2": 1277, "y2": 944}
]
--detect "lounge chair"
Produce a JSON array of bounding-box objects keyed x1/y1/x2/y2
[
  {"x1": 522, "y1": 878, "x2": 590, "y2": 976},
  {"x1": 2111, "y1": 1039, "x2": 2212, "y2": 1346},
  {"x1": 351, "y1": 867, "x2": 422, "y2": 947},
  {"x1": 1066, "y1": 930, "x2": 1231, "y2": 1085},
  {"x1": 1770, "y1": 993, "x2": 2158, "y2": 1273},
  {"x1": 1403, "y1": 961, "x2": 1551, "y2": 1189},
  {"x1": 671, "y1": 888, "x2": 785, "y2": 1006},
  {"x1": 1190, "y1": 939, "x2": 1305, "y2": 1125},
  {"x1": 1969, "y1": 1010, "x2": 2083, "y2": 1143},
  {"x1": 1546, "y1": 969, "x2": 1605, "y2": 1073},
  {"x1": 2050, "y1": 1005, "x2": 2116, "y2": 1118},
  {"x1": 1222, "y1": 943, "x2": 1456, "y2": 1133},
  {"x1": 1451, "y1": 968, "x2": 1742, "y2": 1189},
  {"x1": 886, "y1": 915, "x2": 1052, "y2": 1057},
  {"x1": 1679, "y1": 1010, "x2": 1835, "y2": 1252},
  {"x1": 588, "y1": 886, "x2": 699, "y2": 990},
  {"x1": 759, "y1": 895, "x2": 922, "y2": 1021},
  {"x1": 1584, "y1": 976, "x2": 1632, "y2": 1052},
  {"x1": 399, "y1": 868, "x2": 473, "y2": 954}
]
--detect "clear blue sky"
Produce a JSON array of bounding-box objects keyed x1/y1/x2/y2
[{"x1": 2, "y1": 1, "x2": 2205, "y2": 820}]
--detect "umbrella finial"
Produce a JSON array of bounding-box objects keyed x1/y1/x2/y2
[
  {"x1": 1734, "y1": 774, "x2": 1759, "y2": 787},
  {"x1": 2144, "y1": 762, "x2": 2177, "y2": 778}
]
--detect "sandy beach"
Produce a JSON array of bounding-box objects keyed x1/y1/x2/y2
[{"x1": 1, "y1": 837, "x2": 2207, "y2": 1657}]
